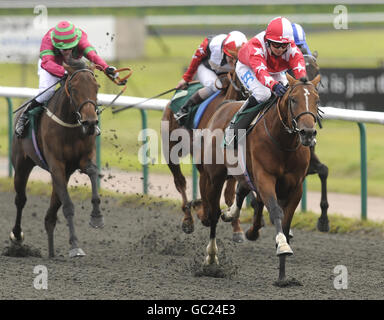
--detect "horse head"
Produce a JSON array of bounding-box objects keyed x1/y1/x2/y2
[
  {"x1": 281, "y1": 73, "x2": 321, "y2": 147},
  {"x1": 304, "y1": 51, "x2": 320, "y2": 82},
  {"x1": 224, "y1": 71, "x2": 249, "y2": 101},
  {"x1": 63, "y1": 58, "x2": 99, "y2": 136}
]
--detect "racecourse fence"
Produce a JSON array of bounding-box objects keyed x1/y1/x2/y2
[{"x1": 1, "y1": 85, "x2": 384, "y2": 220}]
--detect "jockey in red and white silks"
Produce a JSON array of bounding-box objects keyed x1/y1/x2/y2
[
  {"x1": 174, "y1": 31, "x2": 247, "y2": 123},
  {"x1": 236, "y1": 16, "x2": 307, "y2": 103}
]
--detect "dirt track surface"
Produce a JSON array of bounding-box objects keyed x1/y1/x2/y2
[{"x1": 1, "y1": 190, "x2": 384, "y2": 300}]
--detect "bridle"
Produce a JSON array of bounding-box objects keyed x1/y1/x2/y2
[
  {"x1": 276, "y1": 81, "x2": 318, "y2": 135},
  {"x1": 64, "y1": 68, "x2": 99, "y2": 125}
]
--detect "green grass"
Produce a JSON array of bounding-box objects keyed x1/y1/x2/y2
[{"x1": 1, "y1": 30, "x2": 384, "y2": 196}]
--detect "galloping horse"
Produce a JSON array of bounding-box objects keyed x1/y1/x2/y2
[
  {"x1": 200, "y1": 73, "x2": 321, "y2": 283},
  {"x1": 10, "y1": 58, "x2": 103, "y2": 258},
  {"x1": 161, "y1": 74, "x2": 247, "y2": 242}
]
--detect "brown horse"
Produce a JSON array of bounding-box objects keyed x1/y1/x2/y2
[
  {"x1": 161, "y1": 74, "x2": 247, "y2": 242},
  {"x1": 10, "y1": 58, "x2": 103, "y2": 258},
  {"x1": 200, "y1": 73, "x2": 321, "y2": 283}
]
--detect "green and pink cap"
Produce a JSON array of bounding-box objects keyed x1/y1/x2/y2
[{"x1": 51, "y1": 21, "x2": 81, "y2": 50}]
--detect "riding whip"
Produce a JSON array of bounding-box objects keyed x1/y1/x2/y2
[
  {"x1": 112, "y1": 81, "x2": 199, "y2": 114},
  {"x1": 13, "y1": 78, "x2": 63, "y2": 114}
]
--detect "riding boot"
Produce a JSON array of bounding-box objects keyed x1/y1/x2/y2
[
  {"x1": 174, "y1": 91, "x2": 205, "y2": 124},
  {"x1": 225, "y1": 95, "x2": 258, "y2": 148},
  {"x1": 15, "y1": 99, "x2": 43, "y2": 138}
]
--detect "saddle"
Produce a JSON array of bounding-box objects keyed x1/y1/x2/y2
[
  {"x1": 26, "y1": 104, "x2": 49, "y2": 170},
  {"x1": 169, "y1": 83, "x2": 203, "y2": 129}
]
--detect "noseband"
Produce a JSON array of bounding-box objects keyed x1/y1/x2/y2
[
  {"x1": 277, "y1": 81, "x2": 318, "y2": 134},
  {"x1": 64, "y1": 68, "x2": 99, "y2": 125}
]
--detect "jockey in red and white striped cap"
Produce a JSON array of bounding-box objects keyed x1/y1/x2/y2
[
  {"x1": 15, "y1": 20, "x2": 117, "y2": 138},
  {"x1": 174, "y1": 30, "x2": 247, "y2": 123}
]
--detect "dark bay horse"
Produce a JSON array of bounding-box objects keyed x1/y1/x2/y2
[
  {"x1": 303, "y1": 52, "x2": 330, "y2": 232},
  {"x1": 201, "y1": 73, "x2": 321, "y2": 283},
  {"x1": 161, "y1": 74, "x2": 247, "y2": 242},
  {"x1": 10, "y1": 58, "x2": 103, "y2": 258}
]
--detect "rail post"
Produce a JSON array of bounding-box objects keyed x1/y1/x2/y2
[
  {"x1": 140, "y1": 109, "x2": 149, "y2": 194},
  {"x1": 358, "y1": 122, "x2": 367, "y2": 220}
]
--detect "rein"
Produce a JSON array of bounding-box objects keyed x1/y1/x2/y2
[
  {"x1": 264, "y1": 81, "x2": 317, "y2": 152},
  {"x1": 45, "y1": 68, "x2": 98, "y2": 128}
]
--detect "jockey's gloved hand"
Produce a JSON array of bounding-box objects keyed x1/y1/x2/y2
[
  {"x1": 272, "y1": 82, "x2": 288, "y2": 97},
  {"x1": 105, "y1": 66, "x2": 119, "y2": 79},
  {"x1": 61, "y1": 71, "x2": 68, "y2": 81}
]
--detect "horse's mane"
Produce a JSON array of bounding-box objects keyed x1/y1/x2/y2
[
  {"x1": 299, "y1": 77, "x2": 309, "y2": 84},
  {"x1": 67, "y1": 57, "x2": 88, "y2": 70}
]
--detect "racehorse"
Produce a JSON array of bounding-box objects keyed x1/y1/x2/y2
[
  {"x1": 302, "y1": 52, "x2": 330, "y2": 232},
  {"x1": 10, "y1": 57, "x2": 103, "y2": 258},
  {"x1": 161, "y1": 74, "x2": 248, "y2": 243},
  {"x1": 201, "y1": 73, "x2": 321, "y2": 283}
]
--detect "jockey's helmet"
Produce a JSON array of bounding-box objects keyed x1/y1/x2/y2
[
  {"x1": 222, "y1": 31, "x2": 248, "y2": 59},
  {"x1": 51, "y1": 21, "x2": 81, "y2": 50},
  {"x1": 265, "y1": 17, "x2": 293, "y2": 44},
  {"x1": 291, "y1": 23, "x2": 306, "y2": 46}
]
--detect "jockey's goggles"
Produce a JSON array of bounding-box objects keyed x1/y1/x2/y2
[{"x1": 268, "y1": 41, "x2": 290, "y2": 49}]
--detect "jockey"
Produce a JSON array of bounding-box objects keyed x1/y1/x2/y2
[
  {"x1": 225, "y1": 16, "x2": 307, "y2": 147},
  {"x1": 15, "y1": 20, "x2": 118, "y2": 138},
  {"x1": 173, "y1": 31, "x2": 247, "y2": 123},
  {"x1": 291, "y1": 22, "x2": 312, "y2": 55}
]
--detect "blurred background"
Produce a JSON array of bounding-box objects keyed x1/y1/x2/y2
[{"x1": 0, "y1": 0, "x2": 383, "y2": 198}]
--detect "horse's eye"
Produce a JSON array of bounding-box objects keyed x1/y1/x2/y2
[{"x1": 290, "y1": 98, "x2": 296, "y2": 104}]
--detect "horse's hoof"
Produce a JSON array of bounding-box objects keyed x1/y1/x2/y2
[
  {"x1": 245, "y1": 228, "x2": 260, "y2": 241},
  {"x1": 69, "y1": 248, "x2": 86, "y2": 258},
  {"x1": 89, "y1": 216, "x2": 105, "y2": 229},
  {"x1": 220, "y1": 212, "x2": 233, "y2": 223},
  {"x1": 10, "y1": 231, "x2": 24, "y2": 244},
  {"x1": 181, "y1": 221, "x2": 194, "y2": 234},
  {"x1": 317, "y1": 218, "x2": 330, "y2": 232},
  {"x1": 204, "y1": 255, "x2": 219, "y2": 266},
  {"x1": 275, "y1": 233, "x2": 293, "y2": 256},
  {"x1": 288, "y1": 229, "x2": 294, "y2": 239},
  {"x1": 201, "y1": 219, "x2": 211, "y2": 227},
  {"x1": 232, "y1": 231, "x2": 245, "y2": 243}
]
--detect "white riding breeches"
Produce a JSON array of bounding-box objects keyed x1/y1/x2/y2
[
  {"x1": 235, "y1": 61, "x2": 288, "y2": 102},
  {"x1": 35, "y1": 59, "x2": 61, "y2": 104},
  {"x1": 196, "y1": 63, "x2": 222, "y2": 95}
]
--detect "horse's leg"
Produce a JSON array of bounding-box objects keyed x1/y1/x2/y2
[
  {"x1": 44, "y1": 189, "x2": 61, "y2": 258},
  {"x1": 204, "y1": 172, "x2": 226, "y2": 265},
  {"x1": 168, "y1": 162, "x2": 194, "y2": 233},
  {"x1": 276, "y1": 186, "x2": 305, "y2": 282},
  {"x1": 82, "y1": 160, "x2": 104, "y2": 229},
  {"x1": 245, "y1": 192, "x2": 265, "y2": 241},
  {"x1": 308, "y1": 147, "x2": 330, "y2": 232},
  {"x1": 195, "y1": 169, "x2": 211, "y2": 227},
  {"x1": 50, "y1": 164, "x2": 85, "y2": 257},
  {"x1": 255, "y1": 172, "x2": 293, "y2": 259},
  {"x1": 221, "y1": 182, "x2": 248, "y2": 223},
  {"x1": 11, "y1": 156, "x2": 34, "y2": 243},
  {"x1": 223, "y1": 177, "x2": 245, "y2": 243}
]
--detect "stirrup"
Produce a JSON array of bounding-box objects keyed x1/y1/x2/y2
[{"x1": 174, "y1": 111, "x2": 188, "y2": 121}]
